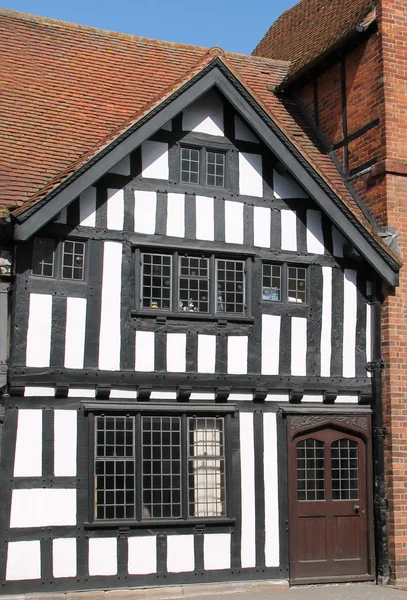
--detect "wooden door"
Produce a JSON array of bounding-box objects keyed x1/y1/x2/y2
[{"x1": 288, "y1": 425, "x2": 373, "y2": 583}]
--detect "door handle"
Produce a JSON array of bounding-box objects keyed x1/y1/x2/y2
[{"x1": 354, "y1": 505, "x2": 360, "y2": 513}]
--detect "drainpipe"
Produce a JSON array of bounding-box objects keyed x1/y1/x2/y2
[{"x1": 369, "y1": 292, "x2": 391, "y2": 584}]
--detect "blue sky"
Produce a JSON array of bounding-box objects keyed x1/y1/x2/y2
[{"x1": 4, "y1": 0, "x2": 298, "y2": 54}]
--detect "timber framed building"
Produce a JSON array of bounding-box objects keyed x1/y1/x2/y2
[{"x1": 0, "y1": 1, "x2": 406, "y2": 593}]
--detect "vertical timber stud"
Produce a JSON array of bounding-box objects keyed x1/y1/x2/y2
[
  {"x1": 0, "y1": 282, "x2": 10, "y2": 463},
  {"x1": 370, "y1": 292, "x2": 390, "y2": 583}
]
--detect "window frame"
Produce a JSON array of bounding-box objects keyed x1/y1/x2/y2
[
  {"x1": 179, "y1": 145, "x2": 228, "y2": 189},
  {"x1": 86, "y1": 404, "x2": 236, "y2": 527},
  {"x1": 31, "y1": 236, "x2": 87, "y2": 282},
  {"x1": 261, "y1": 262, "x2": 308, "y2": 305},
  {"x1": 139, "y1": 250, "x2": 249, "y2": 317}
]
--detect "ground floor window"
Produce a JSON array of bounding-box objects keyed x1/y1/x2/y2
[{"x1": 93, "y1": 413, "x2": 227, "y2": 522}]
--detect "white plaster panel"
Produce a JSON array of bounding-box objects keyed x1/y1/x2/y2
[
  {"x1": 320, "y1": 266, "x2": 332, "y2": 377},
  {"x1": 128, "y1": 536, "x2": 157, "y2": 575},
  {"x1": 107, "y1": 188, "x2": 124, "y2": 231},
  {"x1": 280, "y1": 209, "x2": 297, "y2": 251},
  {"x1": 306, "y1": 209, "x2": 325, "y2": 254},
  {"x1": 64, "y1": 297, "x2": 86, "y2": 369},
  {"x1": 182, "y1": 90, "x2": 224, "y2": 135},
  {"x1": 197, "y1": 334, "x2": 216, "y2": 374},
  {"x1": 234, "y1": 115, "x2": 259, "y2": 143},
  {"x1": 224, "y1": 200, "x2": 244, "y2": 244},
  {"x1": 162, "y1": 120, "x2": 172, "y2": 131},
  {"x1": 366, "y1": 281, "x2": 372, "y2": 378},
  {"x1": 336, "y1": 394, "x2": 359, "y2": 404},
  {"x1": 54, "y1": 410, "x2": 77, "y2": 477},
  {"x1": 26, "y1": 293, "x2": 52, "y2": 367},
  {"x1": 67, "y1": 387, "x2": 95, "y2": 398},
  {"x1": 53, "y1": 538, "x2": 77, "y2": 578},
  {"x1": 108, "y1": 155, "x2": 130, "y2": 176},
  {"x1": 302, "y1": 393, "x2": 324, "y2": 402},
  {"x1": 195, "y1": 195, "x2": 214, "y2": 241},
  {"x1": 189, "y1": 392, "x2": 216, "y2": 400},
  {"x1": 228, "y1": 393, "x2": 252, "y2": 401},
  {"x1": 239, "y1": 412, "x2": 256, "y2": 568},
  {"x1": 167, "y1": 535, "x2": 194, "y2": 573},
  {"x1": 253, "y1": 206, "x2": 271, "y2": 247},
  {"x1": 110, "y1": 389, "x2": 138, "y2": 399},
  {"x1": 261, "y1": 315, "x2": 281, "y2": 375},
  {"x1": 204, "y1": 533, "x2": 231, "y2": 570},
  {"x1": 167, "y1": 333, "x2": 187, "y2": 373},
  {"x1": 291, "y1": 317, "x2": 307, "y2": 376},
  {"x1": 54, "y1": 207, "x2": 67, "y2": 224},
  {"x1": 227, "y1": 335, "x2": 248, "y2": 374},
  {"x1": 135, "y1": 331, "x2": 155, "y2": 372},
  {"x1": 263, "y1": 412, "x2": 279, "y2": 567},
  {"x1": 141, "y1": 140, "x2": 169, "y2": 179},
  {"x1": 98, "y1": 242, "x2": 122, "y2": 371},
  {"x1": 88, "y1": 538, "x2": 117, "y2": 576},
  {"x1": 134, "y1": 190, "x2": 157, "y2": 234},
  {"x1": 166, "y1": 193, "x2": 185, "y2": 238},
  {"x1": 238, "y1": 152, "x2": 263, "y2": 197},
  {"x1": 10, "y1": 489, "x2": 76, "y2": 528},
  {"x1": 79, "y1": 187, "x2": 96, "y2": 227},
  {"x1": 332, "y1": 226, "x2": 345, "y2": 257},
  {"x1": 273, "y1": 169, "x2": 308, "y2": 198},
  {"x1": 14, "y1": 409, "x2": 42, "y2": 477},
  {"x1": 343, "y1": 269, "x2": 357, "y2": 378},
  {"x1": 6, "y1": 541, "x2": 41, "y2": 581},
  {"x1": 24, "y1": 386, "x2": 55, "y2": 396},
  {"x1": 150, "y1": 391, "x2": 177, "y2": 400},
  {"x1": 265, "y1": 392, "x2": 289, "y2": 402}
]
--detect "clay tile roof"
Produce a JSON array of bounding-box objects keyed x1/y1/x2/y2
[
  {"x1": 0, "y1": 9, "x2": 400, "y2": 266},
  {"x1": 253, "y1": 0, "x2": 375, "y2": 78}
]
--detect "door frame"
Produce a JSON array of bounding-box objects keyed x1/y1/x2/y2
[{"x1": 286, "y1": 413, "x2": 375, "y2": 585}]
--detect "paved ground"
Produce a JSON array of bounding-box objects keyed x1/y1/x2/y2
[{"x1": 4, "y1": 581, "x2": 407, "y2": 600}]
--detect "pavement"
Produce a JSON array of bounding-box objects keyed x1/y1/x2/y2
[{"x1": 3, "y1": 581, "x2": 407, "y2": 600}]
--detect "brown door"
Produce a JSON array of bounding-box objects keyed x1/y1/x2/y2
[{"x1": 288, "y1": 425, "x2": 373, "y2": 583}]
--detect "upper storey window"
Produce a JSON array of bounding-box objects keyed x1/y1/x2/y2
[
  {"x1": 31, "y1": 237, "x2": 86, "y2": 281},
  {"x1": 32, "y1": 237, "x2": 55, "y2": 277},
  {"x1": 180, "y1": 147, "x2": 225, "y2": 188},
  {"x1": 262, "y1": 263, "x2": 307, "y2": 304}
]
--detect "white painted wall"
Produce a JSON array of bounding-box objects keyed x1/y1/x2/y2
[
  {"x1": 167, "y1": 333, "x2": 187, "y2": 372},
  {"x1": 167, "y1": 193, "x2": 185, "y2": 238},
  {"x1": 343, "y1": 268, "x2": 357, "y2": 377},
  {"x1": 10, "y1": 489, "x2": 76, "y2": 528},
  {"x1": 291, "y1": 317, "x2": 307, "y2": 376},
  {"x1": 239, "y1": 152, "x2": 263, "y2": 197},
  {"x1": 204, "y1": 533, "x2": 231, "y2": 570},
  {"x1": 227, "y1": 336, "x2": 248, "y2": 374},
  {"x1": 320, "y1": 267, "x2": 332, "y2": 377},
  {"x1": 234, "y1": 115, "x2": 259, "y2": 143},
  {"x1": 98, "y1": 242, "x2": 122, "y2": 371},
  {"x1": 88, "y1": 538, "x2": 117, "y2": 576},
  {"x1": 53, "y1": 538, "x2": 77, "y2": 578},
  {"x1": 253, "y1": 206, "x2": 271, "y2": 247},
  {"x1": 79, "y1": 187, "x2": 96, "y2": 227},
  {"x1": 281, "y1": 209, "x2": 297, "y2": 251},
  {"x1": 195, "y1": 195, "x2": 214, "y2": 241},
  {"x1": 108, "y1": 155, "x2": 130, "y2": 176},
  {"x1": 107, "y1": 188, "x2": 124, "y2": 231},
  {"x1": 332, "y1": 226, "x2": 345, "y2": 257},
  {"x1": 24, "y1": 386, "x2": 55, "y2": 396},
  {"x1": 263, "y1": 412, "x2": 279, "y2": 567},
  {"x1": 182, "y1": 90, "x2": 224, "y2": 135},
  {"x1": 134, "y1": 190, "x2": 157, "y2": 234},
  {"x1": 6, "y1": 541, "x2": 41, "y2": 580},
  {"x1": 135, "y1": 331, "x2": 155, "y2": 372},
  {"x1": 54, "y1": 410, "x2": 77, "y2": 477},
  {"x1": 261, "y1": 315, "x2": 281, "y2": 375},
  {"x1": 128, "y1": 536, "x2": 157, "y2": 575},
  {"x1": 64, "y1": 297, "x2": 86, "y2": 369},
  {"x1": 273, "y1": 170, "x2": 307, "y2": 198},
  {"x1": 141, "y1": 140, "x2": 169, "y2": 179},
  {"x1": 14, "y1": 409, "x2": 42, "y2": 477},
  {"x1": 306, "y1": 209, "x2": 324, "y2": 254},
  {"x1": 224, "y1": 200, "x2": 244, "y2": 244},
  {"x1": 167, "y1": 535, "x2": 195, "y2": 573},
  {"x1": 240, "y1": 412, "x2": 256, "y2": 568},
  {"x1": 197, "y1": 334, "x2": 216, "y2": 373},
  {"x1": 26, "y1": 293, "x2": 52, "y2": 367}
]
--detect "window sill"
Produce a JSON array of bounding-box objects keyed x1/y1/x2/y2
[
  {"x1": 84, "y1": 517, "x2": 236, "y2": 530},
  {"x1": 130, "y1": 310, "x2": 254, "y2": 324}
]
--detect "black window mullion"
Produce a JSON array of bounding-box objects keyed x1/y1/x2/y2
[
  {"x1": 173, "y1": 251, "x2": 179, "y2": 312},
  {"x1": 136, "y1": 413, "x2": 142, "y2": 522},
  {"x1": 181, "y1": 414, "x2": 189, "y2": 520},
  {"x1": 245, "y1": 258, "x2": 252, "y2": 317},
  {"x1": 209, "y1": 255, "x2": 216, "y2": 314},
  {"x1": 89, "y1": 413, "x2": 96, "y2": 522}
]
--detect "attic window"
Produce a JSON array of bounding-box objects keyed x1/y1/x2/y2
[
  {"x1": 32, "y1": 237, "x2": 55, "y2": 277},
  {"x1": 180, "y1": 146, "x2": 226, "y2": 188}
]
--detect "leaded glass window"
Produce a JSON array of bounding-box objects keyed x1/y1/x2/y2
[
  {"x1": 297, "y1": 438, "x2": 325, "y2": 501},
  {"x1": 216, "y1": 259, "x2": 245, "y2": 314},
  {"x1": 141, "y1": 253, "x2": 172, "y2": 309},
  {"x1": 331, "y1": 439, "x2": 359, "y2": 500}
]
